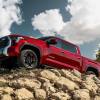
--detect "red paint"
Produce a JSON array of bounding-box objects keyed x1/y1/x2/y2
[{"x1": 0, "y1": 34, "x2": 100, "y2": 76}]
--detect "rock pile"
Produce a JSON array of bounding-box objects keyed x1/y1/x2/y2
[{"x1": 0, "y1": 68, "x2": 100, "y2": 100}]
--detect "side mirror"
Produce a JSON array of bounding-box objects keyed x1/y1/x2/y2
[{"x1": 47, "y1": 39, "x2": 57, "y2": 45}]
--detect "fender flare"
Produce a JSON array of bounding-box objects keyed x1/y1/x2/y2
[
  {"x1": 86, "y1": 66, "x2": 99, "y2": 77},
  {"x1": 20, "y1": 43, "x2": 42, "y2": 59}
]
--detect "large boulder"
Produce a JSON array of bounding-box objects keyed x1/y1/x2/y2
[
  {"x1": 49, "y1": 69, "x2": 61, "y2": 77},
  {"x1": 1, "y1": 94, "x2": 12, "y2": 100},
  {"x1": 9, "y1": 78, "x2": 41, "y2": 89},
  {"x1": 43, "y1": 82, "x2": 56, "y2": 94},
  {"x1": 15, "y1": 88, "x2": 34, "y2": 100},
  {"x1": 94, "y1": 96, "x2": 100, "y2": 100},
  {"x1": 34, "y1": 89, "x2": 46, "y2": 100},
  {"x1": 73, "y1": 89, "x2": 90, "y2": 100},
  {"x1": 72, "y1": 69, "x2": 82, "y2": 78},
  {"x1": 51, "y1": 91, "x2": 71, "y2": 100},
  {"x1": 60, "y1": 69, "x2": 81, "y2": 83},
  {"x1": 0, "y1": 77, "x2": 8, "y2": 87},
  {"x1": 40, "y1": 70, "x2": 59, "y2": 82},
  {"x1": 17, "y1": 78, "x2": 41, "y2": 89},
  {"x1": 0, "y1": 87, "x2": 13, "y2": 94},
  {"x1": 55, "y1": 77, "x2": 79, "y2": 91}
]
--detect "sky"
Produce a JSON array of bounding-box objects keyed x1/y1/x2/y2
[{"x1": 1, "y1": 0, "x2": 100, "y2": 59}]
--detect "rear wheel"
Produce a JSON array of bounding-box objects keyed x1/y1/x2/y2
[
  {"x1": 86, "y1": 71, "x2": 96, "y2": 76},
  {"x1": 18, "y1": 49, "x2": 38, "y2": 69}
]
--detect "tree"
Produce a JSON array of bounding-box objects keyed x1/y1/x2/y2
[{"x1": 96, "y1": 49, "x2": 100, "y2": 62}]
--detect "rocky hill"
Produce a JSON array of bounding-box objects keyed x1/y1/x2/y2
[{"x1": 0, "y1": 68, "x2": 100, "y2": 100}]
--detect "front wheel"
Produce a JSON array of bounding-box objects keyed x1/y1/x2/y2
[{"x1": 18, "y1": 49, "x2": 38, "y2": 69}]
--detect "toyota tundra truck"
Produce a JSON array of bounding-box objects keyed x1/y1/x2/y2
[{"x1": 0, "y1": 34, "x2": 100, "y2": 77}]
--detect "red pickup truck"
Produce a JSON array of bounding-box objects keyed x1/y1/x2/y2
[{"x1": 0, "y1": 34, "x2": 100, "y2": 76}]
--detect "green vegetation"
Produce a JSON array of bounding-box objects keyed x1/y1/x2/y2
[{"x1": 96, "y1": 49, "x2": 100, "y2": 62}]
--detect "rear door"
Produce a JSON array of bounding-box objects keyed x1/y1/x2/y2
[{"x1": 61, "y1": 41, "x2": 82, "y2": 71}]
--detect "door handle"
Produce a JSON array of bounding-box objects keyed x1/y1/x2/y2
[
  {"x1": 77, "y1": 57, "x2": 81, "y2": 59},
  {"x1": 61, "y1": 51, "x2": 65, "y2": 54}
]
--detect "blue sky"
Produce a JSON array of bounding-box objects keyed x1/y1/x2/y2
[
  {"x1": 11, "y1": 0, "x2": 70, "y2": 36},
  {"x1": 1, "y1": 0, "x2": 100, "y2": 59}
]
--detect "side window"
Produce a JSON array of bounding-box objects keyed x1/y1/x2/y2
[
  {"x1": 62, "y1": 42, "x2": 77, "y2": 53},
  {"x1": 55, "y1": 39, "x2": 62, "y2": 48},
  {"x1": 50, "y1": 38, "x2": 62, "y2": 49}
]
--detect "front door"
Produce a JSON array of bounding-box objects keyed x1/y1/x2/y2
[{"x1": 45, "y1": 38, "x2": 66, "y2": 68}]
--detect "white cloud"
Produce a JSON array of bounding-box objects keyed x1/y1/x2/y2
[
  {"x1": 0, "y1": 0, "x2": 22, "y2": 37},
  {"x1": 61, "y1": 0, "x2": 100, "y2": 44},
  {"x1": 32, "y1": 9, "x2": 66, "y2": 36},
  {"x1": 32, "y1": 0, "x2": 100, "y2": 45}
]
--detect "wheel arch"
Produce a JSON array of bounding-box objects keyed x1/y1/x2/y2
[
  {"x1": 86, "y1": 66, "x2": 99, "y2": 77},
  {"x1": 20, "y1": 43, "x2": 41, "y2": 63}
]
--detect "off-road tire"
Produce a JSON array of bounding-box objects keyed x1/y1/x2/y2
[{"x1": 18, "y1": 49, "x2": 38, "y2": 69}]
